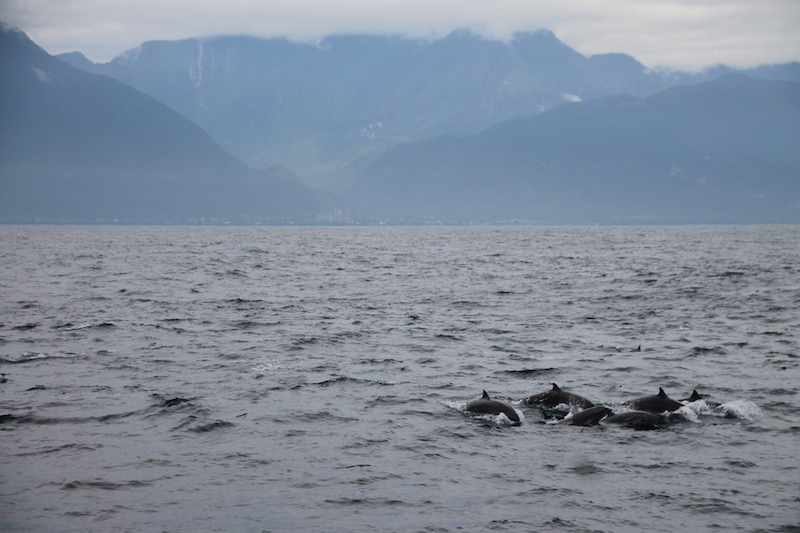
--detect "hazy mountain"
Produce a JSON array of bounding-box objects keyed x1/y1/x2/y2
[
  {"x1": 0, "y1": 23, "x2": 342, "y2": 224},
  {"x1": 349, "y1": 74, "x2": 800, "y2": 224},
  {"x1": 61, "y1": 30, "x2": 758, "y2": 191},
  {"x1": 10, "y1": 23, "x2": 798, "y2": 225}
]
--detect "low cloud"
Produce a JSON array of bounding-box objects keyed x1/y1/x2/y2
[{"x1": 2, "y1": 0, "x2": 799, "y2": 70}]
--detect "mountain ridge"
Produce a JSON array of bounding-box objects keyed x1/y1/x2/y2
[
  {"x1": 349, "y1": 73, "x2": 800, "y2": 224},
  {"x1": 60, "y1": 29, "x2": 800, "y2": 191},
  {"x1": 5, "y1": 22, "x2": 799, "y2": 225},
  {"x1": 0, "y1": 22, "x2": 342, "y2": 224}
]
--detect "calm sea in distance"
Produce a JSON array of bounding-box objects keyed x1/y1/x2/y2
[{"x1": 1, "y1": 224, "x2": 798, "y2": 532}]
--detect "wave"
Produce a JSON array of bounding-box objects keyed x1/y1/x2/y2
[
  {"x1": 15, "y1": 443, "x2": 102, "y2": 456},
  {"x1": 154, "y1": 396, "x2": 196, "y2": 408},
  {"x1": 309, "y1": 375, "x2": 398, "y2": 388},
  {"x1": 61, "y1": 479, "x2": 153, "y2": 491},
  {"x1": 11, "y1": 322, "x2": 39, "y2": 330},
  {"x1": 502, "y1": 367, "x2": 558, "y2": 377},
  {"x1": 322, "y1": 497, "x2": 419, "y2": 508},
  {"x1": 0, "y1": 395, "x2": 225, "y2": 434},
  {"x1": 0, "y1": 351, "x2": 88, "y2": 364},
  {"x1": 0, "y1": 410, "x2": 139, "y2": 425},
  {"x1": 187, "y1": 420, "x2": 235, "y2": 433},
  {"x1": 54, "y1": 322, "x2": 116, "y2": 331}
]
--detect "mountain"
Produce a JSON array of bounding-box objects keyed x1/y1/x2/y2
[
  {"x1": 61, "y1": 30, "x2": 748, "y2": 191},
  {"x1": 0, "y1": 23, "x2": 342, "y2": 224},
  {"x1": 349, "y1": 74, "x2": 800, "y2": 224}
]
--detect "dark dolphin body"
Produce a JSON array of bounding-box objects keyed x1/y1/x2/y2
[
  {"x1": 563, "y1": 406, "x2": 666, "y2": 430},
  {"x1": 564, "y1": 406, "x2": 613, "y2": 426},
  {"x1": 603, "y1": 411, "x2": 666, "y2": 430},
  {"x1": 523, "y1": 383, "x2": 595, "y2": 409},
  {"x1": 625, "y1": 387, "x2": 683, "y2": 413},
  {"x1": 680, "y1": 390, "x2": 721, "y2": 408},
  {"x1": 466, "y1": 391, "x2": 521, "y2": 423}
]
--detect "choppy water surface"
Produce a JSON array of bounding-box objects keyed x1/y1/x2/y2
[{"x1": 1, "y1": 225, "x2": 798, "y2": 533}]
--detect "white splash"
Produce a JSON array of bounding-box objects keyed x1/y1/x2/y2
[
  {"x1": 716, "y1": 400, "x2": 763, "y2": 421},
  {"x1": 682, "y1": 398, "x2": 763, "y2": 421}
]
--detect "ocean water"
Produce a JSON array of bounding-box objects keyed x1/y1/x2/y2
[{"x1": 1, "y1": 224, "x2": 798, "y2": 533}]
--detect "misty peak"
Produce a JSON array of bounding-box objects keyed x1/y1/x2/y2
[
  {"x1": 0, "y1": 20, "x2": 24, "y2": 34},
  {"x1": 511, "y1": 28, "x2": 559, "y2": 42},
  {"x1": 0, "y1": 19, "x2": 44, "y2": 54}
]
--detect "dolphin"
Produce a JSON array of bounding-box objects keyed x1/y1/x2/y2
[
  {"x1": 466, "y1": 390, "x2": 521, "y2": 423},
  {"x1": 564, "y1": 406, "x2": 613, "y2": 426},
  {"x1": 523, "y1": 383, "x2": 595, "y2": 409},
  {"x1": 624, "y1": 387, "x2": 682, "y2": 413},
  {"x1": 680, "y1": 389, "x2": 721, "y2": 408},
  {"x1": 603, "y1": 411, "x2": 666, "y2": 430}
]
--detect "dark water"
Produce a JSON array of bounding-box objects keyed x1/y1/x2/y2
[{"x1": 1, "y1": 225, "x2": 798, "y2": 533}]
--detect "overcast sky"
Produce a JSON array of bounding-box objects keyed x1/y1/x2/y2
[{"x1": 2, "y1": 0, "x2": 799, "y2": 71}]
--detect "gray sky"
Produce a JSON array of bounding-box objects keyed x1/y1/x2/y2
[{"x1": 2, "y1": 0, "x2": 799, "y2": 71}]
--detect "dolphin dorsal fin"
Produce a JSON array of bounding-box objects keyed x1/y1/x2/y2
[
  {"x1": 690, "y1": 390, "x2": 702, "y2": 401},
  {"x1": 552, "y1": 383, "x2": 561, "y2": 391},
  {"x1": 481, "y1": 390, "x2": 490, "y2": 399},
  {"x1": 657, "y1": 387, "x2": 667, "y2": 398}
]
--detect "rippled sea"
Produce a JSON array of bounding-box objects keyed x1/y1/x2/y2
[{"x1": 1, "y1": 225, "x2": 798, "y2": 533}]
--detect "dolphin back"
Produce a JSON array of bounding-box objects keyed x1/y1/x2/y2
[
  {"x1": 626, "y1": 388, "x2": 682, "y2": 413},
  {"x1": 566, "y1": 406, "x2": 612, "y2": 426},
  {"x1": 524, "y1": 383, "x2": 595, "y2": 408},
  {"x1": 466, "y1": 392, "x2": 521, "y2": 423},
  {"x1": 604, "y1": 411, "x2": 665, "y2": 430}
]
